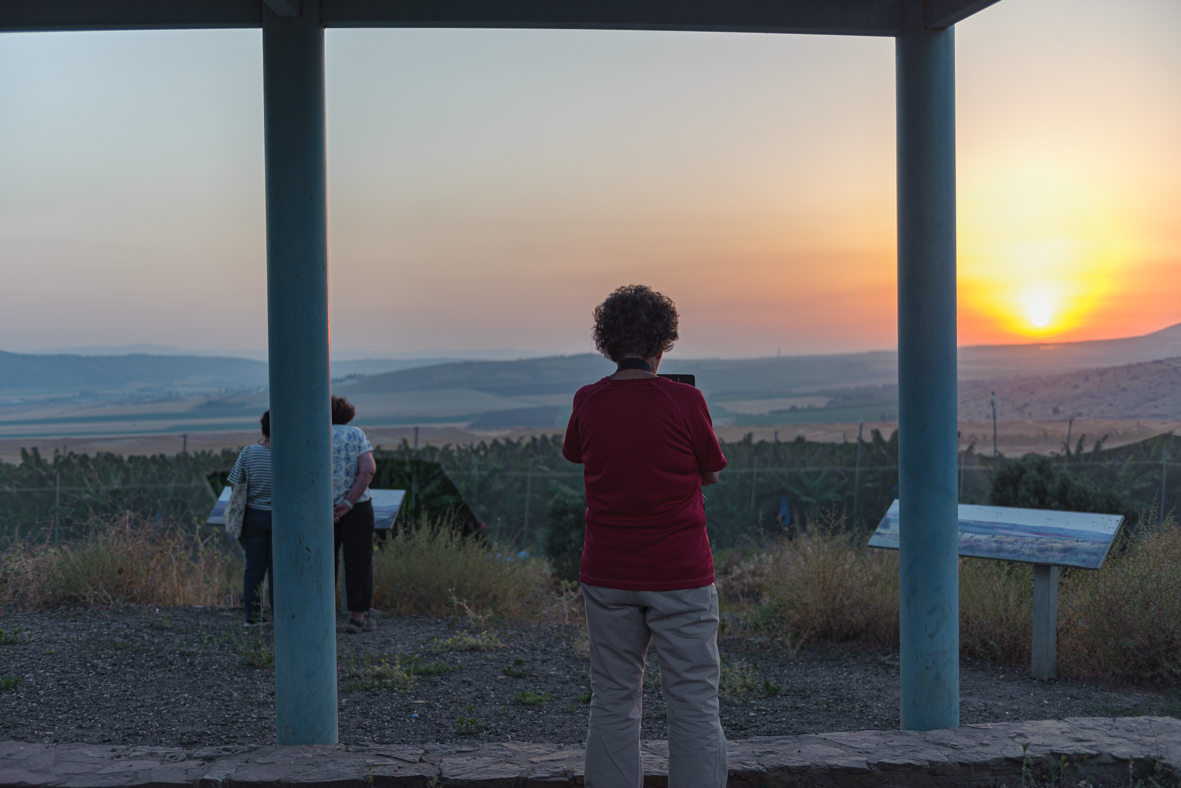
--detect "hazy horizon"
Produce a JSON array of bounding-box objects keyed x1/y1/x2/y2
[{"x1": 3, "y1": 0, "x2": 1180, "y2": 359}]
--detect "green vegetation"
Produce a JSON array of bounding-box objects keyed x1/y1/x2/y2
[
  {"x1": 544, "y1": 489, "x2": 585, "y2": 583},
  {"x1": 426, "y1": 631, "x2": 504, "y2": 654},
  {"x1": 510, "y1": 689, "x2": 553, "y2": 706},
  {"x1": 232, "y1": 627, "x2": 275, "y2": 671},
  {"x1": 454, "y1": 704, "x2": 483, "y2": 735},
  {"x1": 991, "y1": 453, "x2": 1129, "y2": 519},
  {"x1": 0, "y1": 676, "x2": 21, "y2": 690},
  {"x1": 502, "y1": 657, "x2": 527, "y2": 678},
  {"x1": 339, "y1": 649, "x2": 416, "y2": 692},
  {"x1": 0, "y1": 628, "x2": 29, "y2": 644}
]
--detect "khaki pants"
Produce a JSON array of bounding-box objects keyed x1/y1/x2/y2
[{"x1": 582, "y1": 583, "x2": 727, "y2": 788}]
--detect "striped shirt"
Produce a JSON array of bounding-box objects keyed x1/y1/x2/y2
[{"x1": 228, "y1": 443, "x2": 273, "y2": 511}]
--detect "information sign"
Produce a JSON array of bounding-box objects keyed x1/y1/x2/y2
[
  {"x1": 868, "y1": 500, "x2": 1123, "y2": 570},
  {"x1": 207, "y1": 488, "x2": 406, "y2": 530}
]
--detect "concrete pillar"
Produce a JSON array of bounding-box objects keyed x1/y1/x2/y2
[
  {"x1": 895, "y1": 0, "x2": 960, "y2": 731},
  {"x1": 262, "y1": 0, "x2": 338, "y2": 745}
]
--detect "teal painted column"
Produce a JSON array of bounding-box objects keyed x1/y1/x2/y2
[
  {"x1": 262, "y1": 0, "x2": 338, "y2": 745},
  {"x1": 895, "y1": 0, "x2": 960, "y2": 731}
]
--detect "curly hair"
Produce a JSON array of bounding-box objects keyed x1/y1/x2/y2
[
  {"x1": 592, "y1": 285, "x2": 679, "y2": 363},
  {"x1": 331, "y1": 395, "x2": 356, "y2": 425}
]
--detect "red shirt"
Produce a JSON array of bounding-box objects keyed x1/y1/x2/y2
[{"x1": 562, "y1": 376, "x2": 727, "y2": 591}]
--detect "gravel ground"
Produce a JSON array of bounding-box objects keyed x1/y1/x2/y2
[{"x1": 0, "y1": 606, "x2": 1175, "y2": 747}]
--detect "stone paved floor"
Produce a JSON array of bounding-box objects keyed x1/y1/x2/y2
[{"x1": 0, "y1": 716, "x2": 1178, "y2": 787}]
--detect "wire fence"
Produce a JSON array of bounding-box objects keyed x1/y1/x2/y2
[{"x1": 3, "y1": 428, "x2": 1178, "y2": 550}]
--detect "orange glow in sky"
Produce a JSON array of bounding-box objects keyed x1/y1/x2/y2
[{"x1": 0, "y1": 0, "x2": 1179, "y2": 358}]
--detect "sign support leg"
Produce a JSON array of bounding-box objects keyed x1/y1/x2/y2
[{"x1": 1031, "y1": 563, "x2": 1059, "y2": 680}]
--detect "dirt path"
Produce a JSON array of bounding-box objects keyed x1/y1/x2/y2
[{"x1": 0, "y1": 606, "x2": 1174, "y2": 746}]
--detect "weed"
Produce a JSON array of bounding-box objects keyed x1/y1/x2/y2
[
  {"x1": 454, "y1": 704, "x2": 483, "y2": 735},
  {"x1": 338, "y1": 648, "x2": 417, "y2": 692},
  {"x1": 231, "y1": 628, "x2": 275, "y2": 671},
  {"x1": 0, "y1": 629, "x2": 29, "y2": 645},
  {"x1": 427, "y1": 631, "x2": 503, "y2": 654},
  {"x1": 719, "y1": 656, "x2": 763, "y2": 702},
  {"x1": 0, "y1": 676, "x2": 20, "y2": 690},
  {"x1": 511, "y1": 689, "x2": 554, "y2": 706},
  {"x1": 763, "y1": 678, "x2": 782, "y2": 697},
  {"x1": 503, "y1": 657, "x2": 527, "y2": 678},
  {"x1": 146, "y1": 609, "x2": 174, "y2": 629},
  {"x1": 576, "y1": 689, "x2": 592, "y2": 704},
  {"x1": 41, "y1": 649, "x2": 54, "y2": 655},
  {"x1": 402, "y1": 654, "x2": 460, "y2": 677}
]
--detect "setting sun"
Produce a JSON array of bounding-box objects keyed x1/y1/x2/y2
[{"x1": 957, "y1": 155, "x2": 1140, "y2": 343}]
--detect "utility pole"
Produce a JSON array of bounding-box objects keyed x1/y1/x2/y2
[
  {"x1": 991, "y1": 392, "x2": 998, "y2": 472},
  {"x1": 1064, "y1": 418, "x2": 1073, "y2": 469},
  {"x1": 411, "y1": 426, "x2": 419, "y2": 519}
]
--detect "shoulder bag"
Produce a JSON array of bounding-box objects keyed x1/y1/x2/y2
[{"x1": 224, "y1": 445, "x2": 251, "y2": 540}]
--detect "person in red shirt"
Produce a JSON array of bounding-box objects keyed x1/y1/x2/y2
[{"x1": 563, "y1": 284, "x2": 728, "y2": 788}]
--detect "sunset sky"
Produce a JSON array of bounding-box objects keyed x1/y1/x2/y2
[{"x1": 1, "y1": 0, "x2": 1178, "y2": 360}]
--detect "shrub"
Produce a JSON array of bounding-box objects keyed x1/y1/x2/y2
[
  {"x1": 0, "y1": 514, "x2": 237, "y2": 609},
  {"x1": 545, "y1": 490, "x2": 585, "y2": 583},
  {"x1": 371, "y1": 519, "x2": 552, "y2": 619},
  {"x1": 991, "y1": 454, "x2": 1127, "y2": 517}
]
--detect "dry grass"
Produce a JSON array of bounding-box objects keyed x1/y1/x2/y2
[
  {"x1": 0, "y1": 515, "x2": 237, "y2": 609},
  {"x1": 755, "y1": 517, "x2": 899, "y2": 646},
  {"x1": 1059, "y1": 519, "x2": 1181, "y2": 688},
  {"x1": 371, "y1": 520, "x2": 553, "y2": 620}
]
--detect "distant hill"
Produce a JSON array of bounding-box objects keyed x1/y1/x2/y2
[
  {"x1": 0, "y1": 350, "x2": 268, "y2": 394},
  {"x1": 960, "y1": 357, "x2": 1181, "y2": 421}
]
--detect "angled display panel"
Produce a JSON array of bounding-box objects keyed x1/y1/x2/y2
[{"x1": 869, "y1": 500, "x2": 1125, "y2": 570}]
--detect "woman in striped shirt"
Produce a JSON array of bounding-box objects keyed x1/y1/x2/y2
[{"x1": 228, "y1": 411, "x2": 273, "y2": 626}]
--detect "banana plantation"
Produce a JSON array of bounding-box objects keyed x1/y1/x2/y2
[{"x1": 2, "y1": 429, "x2": 1178, "y2": 549}]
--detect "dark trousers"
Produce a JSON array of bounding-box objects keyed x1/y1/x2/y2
[
  {"x1": 334, "y1": 499, "x2": 375, "y2": 613},
  {"x1": 242, "y1": 506, "x2": 274, "y2": 623}
]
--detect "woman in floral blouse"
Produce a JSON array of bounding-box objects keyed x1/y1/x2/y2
[{"x1": 330, "y1": 395, "x2": 377, "y2": 633}]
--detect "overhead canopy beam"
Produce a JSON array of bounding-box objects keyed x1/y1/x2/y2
[
  {"x1": 1, "y1": 0, "x2": 1003, "y2": 35},
  {"x1": 321, "y1": 0, "x2": 898, "y2": 35},
  {"x1": 925, "y1": 0, "x2": 1002, "y2": 29}
]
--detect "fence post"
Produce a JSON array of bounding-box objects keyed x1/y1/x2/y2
[
  {"x1": 522, "y1": 458, "x2": 534, "y2": 546},
  {"x1": 54, "y1": 470, "x2": 61, "y2": 544},
  {"x1": 750, "y1": 456, "x2": 758, "y2": 509},
  {"x1": 852, "y1": 422, "x2": 864, "y2": 524},
  {"x1": 1160, "y1": 445, "x2": 1168, "y2": 523}
]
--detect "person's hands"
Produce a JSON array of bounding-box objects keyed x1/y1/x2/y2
[
  {"x1": 701, "y1": 470, "x2": 720, "y2": 486},
  {"x1": 333, "y1": 502, "x2": 351, "y2": 522}
]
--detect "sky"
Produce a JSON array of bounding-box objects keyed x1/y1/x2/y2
[{"x1": 1, "y1": 0, "x2": 1179, "y2": 361}]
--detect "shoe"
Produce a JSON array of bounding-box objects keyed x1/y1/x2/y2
[
  {"x1": 244, "y1": 620, "x2": 264, "y2": 629},
  {"x1": 345, "y1": 617, "x2": 376, "y2": 634}
]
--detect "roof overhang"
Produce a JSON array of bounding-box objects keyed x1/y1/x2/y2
[{"x1": 0, "y1": 0, "x2": 1001, "y2": 35}]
